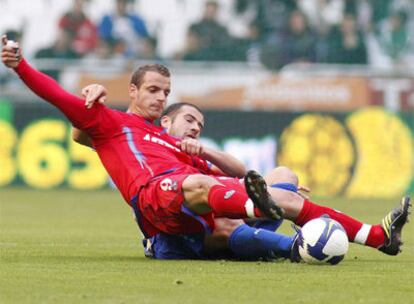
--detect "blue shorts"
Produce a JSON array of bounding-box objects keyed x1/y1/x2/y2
[{"x1": 143, "y1": 233, "x2": 207, "y2": 260}]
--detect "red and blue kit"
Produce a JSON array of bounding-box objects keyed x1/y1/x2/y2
[
  {"x1": 15, "y1": 60, "x2": 386, "y2": 254},
  {"x1": 14, "y1": 59, "x2": 224, "y2": 236}
]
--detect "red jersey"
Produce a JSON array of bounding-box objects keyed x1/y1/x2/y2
[{"x1": 15, "y1": 60, "x2": 213, "y2": 204}]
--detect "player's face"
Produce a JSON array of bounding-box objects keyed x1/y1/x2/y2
[
  {"x1": 129, "y1": 71, "x2": 171, "y2": 120},
  {"x1": 163, "y1": 106, "x2": 204, "y2": 139}
]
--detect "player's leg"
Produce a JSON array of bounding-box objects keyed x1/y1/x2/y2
[
  {"x1": 137, "y1": 173, "x2": 280, "y2": 237},
  {"x1": 202, "y1": 170, "x2": 298, "y2": 260},
  {"x1": 214, "y1": 167, "x2": 296, "y2": 260},
  {"x1": 246, "y1": 170, "x2": 411, "y2": 255},
  {"x1": 265, "y1": 166, "x2": 298, "y2": 188},
  {"x1": 203, "y1": 218, "x2": 295, "y2": 260},
  {"x1": 209, "y1": 196, "x2": 412, "y2": 259},
  {"x1": 182, "y1": 174, "x2": 283, "y2": 219},
  {"x1": 203, "y1": 218, "x2": 243, "y2": 255},
  {"x1": 278, "y1": 190, "x2": 411, "y2": 255},
  {"x1": 247, "y1": 166, "x2": 297, "y2": 231},
  {"x1": 227, "y1": 222, "x2": 294, "y2": 260}
]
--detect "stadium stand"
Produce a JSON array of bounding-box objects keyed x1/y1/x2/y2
[{"x1": 0, "y1": 0, "x2": 413, "y2": 66}]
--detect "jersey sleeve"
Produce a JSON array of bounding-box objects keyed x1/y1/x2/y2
[
  {"x1": 14, "y1": 59, "x2": 109, "y2": 135},
  {"x1": 192, "y1": 156, "x2": 219, "y2": 175}
]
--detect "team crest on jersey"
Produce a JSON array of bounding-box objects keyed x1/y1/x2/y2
[
  {"x1": 171, "y1": 181, "x2": 178, "y2": 191},
  {"x1": 224, "y1": 189, "x2": 235, "y2": 199},
  {"x1": 160, "y1": 178, "x2": 173, "y2": 191}
]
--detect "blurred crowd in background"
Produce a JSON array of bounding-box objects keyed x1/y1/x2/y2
[{"x1": 1, "y1": 0, "x2": 414, "y2": 77}]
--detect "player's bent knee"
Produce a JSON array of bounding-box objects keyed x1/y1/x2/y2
[
  {"x1": 265, "y1": 166, "x2": 298, "y2": 186},
  {"x1": 182, "y1": 174, "x2": 220, "y2": 213}
]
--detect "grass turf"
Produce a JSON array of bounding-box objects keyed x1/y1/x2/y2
[{"x1": 1, "y1": 188, "x2": 413, "y2": 304}]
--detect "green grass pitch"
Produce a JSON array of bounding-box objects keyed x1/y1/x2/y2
[{"x1": 1, "y1": 188, "x2": 413, "y2": 304}]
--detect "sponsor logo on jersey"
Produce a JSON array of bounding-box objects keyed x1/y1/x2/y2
[
  {"x1": 143, "y1": 134, "x2": 181, "y2": 152},
  {"x1": 224, "y1": 189, "x2": 235, "y2": 199}
]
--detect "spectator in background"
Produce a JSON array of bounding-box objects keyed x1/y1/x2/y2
[
  {"x1": 376, "y1": 11, "x2": 411, "y2": 65},
  {"x1": 250, "y1": 0, "x2": 297, "y2": 42},
  {"x1": 259, "y1": 9, "x2": 317, "y2": 70},
  {"x1": 239, "y1": 0, "x2": 297, "y2": 69},
  {"x1": 324, "y1": 13, "x2": 367, "y2": 64},
  {"x1": 92, "y1": 38, "x2": 127, "y2": 60},
  {"x1": 80, "y1": 37, "x2": 129, "y2": 73},
  {"x1": 58, "y1": 0, "x2": 98, "y2": 57},
  {"x1": 279, "y1": 9, "x2": 317, "y2": 65},
  {"x1": 181, "y1": 0, "x2": 246, "y2": 61},
  {"x1": 368, "y1": 0, "x2": 392, "y2": 31},
  {"x1": 343, "y1": 0, "x2": 358, "y2": 17},
  {"x1": 34, "y1": 29, "x2": 80, "y2": 81},
  {"x1": 98, "y1": 0, "x2": 154, "y2": 59},
  {"x1": 297, "y1": 0, "x2": 345, "y2": 35}
]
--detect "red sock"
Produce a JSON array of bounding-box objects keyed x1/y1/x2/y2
[
  {"x1": 295, "y1": 200, "x2": 385, "y2": 248},
  {"x1": 208, "y1": 184, "x2": 262, "y2": 218}
]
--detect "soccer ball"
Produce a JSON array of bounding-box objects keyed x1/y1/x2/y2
[{"x1": 298, "y1": 217, "x2": 349, "y2": 265}]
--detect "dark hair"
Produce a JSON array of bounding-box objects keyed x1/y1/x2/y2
[
  {"x1": 130, "y1": 64, "x2": 170, "y2": 88},
  {"x1": 162, "y1": 102, "x2": 203, "y2": 119}
]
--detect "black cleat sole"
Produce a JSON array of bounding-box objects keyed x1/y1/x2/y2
[
  {"x1": 379, "y1": 196, "x2": 411, "y2": 256},
  {"x1": 244, "y1": 170, "x2": 284, "y2": 220}
]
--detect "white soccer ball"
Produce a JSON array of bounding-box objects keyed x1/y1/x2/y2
[{"x1": 298, "y1": 217, "x2": 349, "y2": 265}]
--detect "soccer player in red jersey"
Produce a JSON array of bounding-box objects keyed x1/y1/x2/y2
[
  {"x1": 2, "y1": 36, "x2": 410, "y2": 258},
  {"x1": 74, "y1": 99, "x2": 302, "y2": 260},
  {"x1": 79, "y1": 81, "x2": 412, "y2": 259},
  {"x1": 79, "y1": 82, "x2": 411, "y2": 259},
  {"x1": 1, "y1": 35, "x2": 284, "y2": 239}
]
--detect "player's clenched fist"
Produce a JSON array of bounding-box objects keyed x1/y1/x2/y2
[
  {"x1": 1, "y1": 35, "x2": 22, "y2": 69},
  {"x1": 177, "y1": 138, "x2": 204, "y2": 156}
]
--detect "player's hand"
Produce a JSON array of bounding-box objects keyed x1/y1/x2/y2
[
  {"x1": 176, "y1": 138, "x2": 204, "y2": 156},
  {"x1": 81, "y1": 84, "x2": 108, "y2": 109},
  {"x1": 1, "y1": 35, "x2": 22, "y2": 69},
  {"x1": 298, "y1": 185, "x2": 311, "y2": 200}
]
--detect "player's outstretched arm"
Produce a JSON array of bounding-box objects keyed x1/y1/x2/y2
[{"x1": 1, "y1": 35, "x2": 101, "y2": 131}]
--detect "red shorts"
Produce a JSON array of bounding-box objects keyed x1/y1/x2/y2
[{"x1": 136, "y1": 174, "x2": 245, "y2": 237}]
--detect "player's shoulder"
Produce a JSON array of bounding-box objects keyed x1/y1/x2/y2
[{"x1": 98, "y1": 107, "x2": 130, "y2": 120}]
